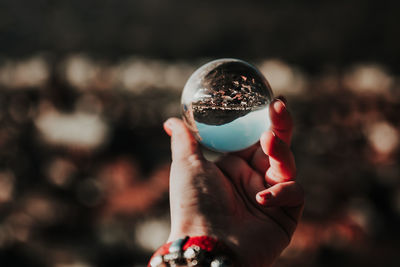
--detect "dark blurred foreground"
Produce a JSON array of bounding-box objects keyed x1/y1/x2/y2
[{"x1": 0, "y1": 55, "x2": 399, "y2": 267}]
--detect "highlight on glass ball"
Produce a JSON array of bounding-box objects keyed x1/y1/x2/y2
[{"x1": 181, "y1": 58, "x2": 274, "y2": 152}]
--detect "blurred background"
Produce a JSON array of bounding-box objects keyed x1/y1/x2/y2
[{"x1": 0, "y1": 0, "x2": 399, "y2": 266}]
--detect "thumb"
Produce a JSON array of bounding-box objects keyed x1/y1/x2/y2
[{"x1": 164, "y1": 118, "x2": 202, "y2": 162}]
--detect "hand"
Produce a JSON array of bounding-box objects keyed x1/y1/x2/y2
[{"x1": 163, "y1": 98, "x2": 304, "y2": 267}]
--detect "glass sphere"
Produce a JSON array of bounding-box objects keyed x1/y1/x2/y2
[{"x1": 181, "y1": 58, "x2": 273, "y2": 152}]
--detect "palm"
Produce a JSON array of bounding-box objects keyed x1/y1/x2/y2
[{"x1": 181, "y1": 154, "x2": 298, "y2": 266}]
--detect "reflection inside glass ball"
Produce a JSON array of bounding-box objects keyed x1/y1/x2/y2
[{"x1": 181, "y1": 58, "x2": 273, "y2": 152}]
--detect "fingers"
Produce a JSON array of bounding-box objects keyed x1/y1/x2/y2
[
  {"x1": 261, "y1": 131, "x2": 296, "y2": 185},
  {"x1": 249, "y1": 147, "x2": 270, "y2": 175},
  {"x1": 216, "y1": 155, "x2": 254, "y2": 185},
  {"x1": 231, "y1": 98, "x2": 293, "y2": 176},
  {"x1": 164, "y1": 118, "x2": 203, "y2": 162},
  {"x1": 256, "y1": 181, "x2": 304, "y2": 208},
  {"x1": 216, "y1": 155, "x2": 265, "y2": 200},
  {"x1": 231, "y1": 143, "x2": 259, "y2": 162},
  {"x1": 269, "y1": 98, "x2": 293, "y2": 145}
]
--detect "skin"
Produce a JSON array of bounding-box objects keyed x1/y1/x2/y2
[{"x1": 163, "y1": 98, "x2": 304, "y2": 267}]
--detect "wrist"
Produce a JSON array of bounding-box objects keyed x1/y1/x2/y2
[
  {"x1": 168, "y1": 222, "x2": 244, "y2": 266},
  {"x1": 168, "y1": 223, "x2": 272, "y2": 267},
  {"x1": 168, "y1": 216, "x2": 214, "y2": 242},
  {"x1": 149, "y1": 235, "x2": 237, "y2": 267}
]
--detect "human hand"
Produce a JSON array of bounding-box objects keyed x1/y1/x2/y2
[{"x1": 163, "y1": 98, "x2": 304, "y2": 267}]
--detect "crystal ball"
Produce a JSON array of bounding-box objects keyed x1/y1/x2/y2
[{"x1": 181, "y1": 58, "x2": 273, "y2": 152}]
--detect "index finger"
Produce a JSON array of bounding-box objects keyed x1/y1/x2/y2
[{"x1": 270, "y1": 98, "x2": 293, "y2": 146}]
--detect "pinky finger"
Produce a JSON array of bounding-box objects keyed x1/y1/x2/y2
[{"x1": 256, "y1": 181, "x2": 304, "y2": 208}]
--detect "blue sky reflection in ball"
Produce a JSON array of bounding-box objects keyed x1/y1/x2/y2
[{"x1": 181, "y1": 59, "x2": 273, "y2": 152}]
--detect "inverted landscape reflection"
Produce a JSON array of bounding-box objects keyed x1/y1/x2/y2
[{"x1": 195, "y1": 106, "x2": 270, "y2": 152}]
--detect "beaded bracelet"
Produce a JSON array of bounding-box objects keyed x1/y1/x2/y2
[{"x1": 148, "y1": 236, "x2": 234, "y2": 267}]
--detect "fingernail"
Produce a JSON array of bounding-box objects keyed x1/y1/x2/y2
[
  {"x1": 163, "y1": 120, "x2": 174, "y2": 136},
  {"x1": 276, "y1": 95, "x2": 287, "y2": 105},
  {"x1": 256, "y1": 191, "x2": 273, "y2": 205},
  {"x1": 259, "y1": 191, "x2": 273, "y2": 199},
  {"x1": 273, "y1": 99, "x2": 286, "y2": 113}
]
